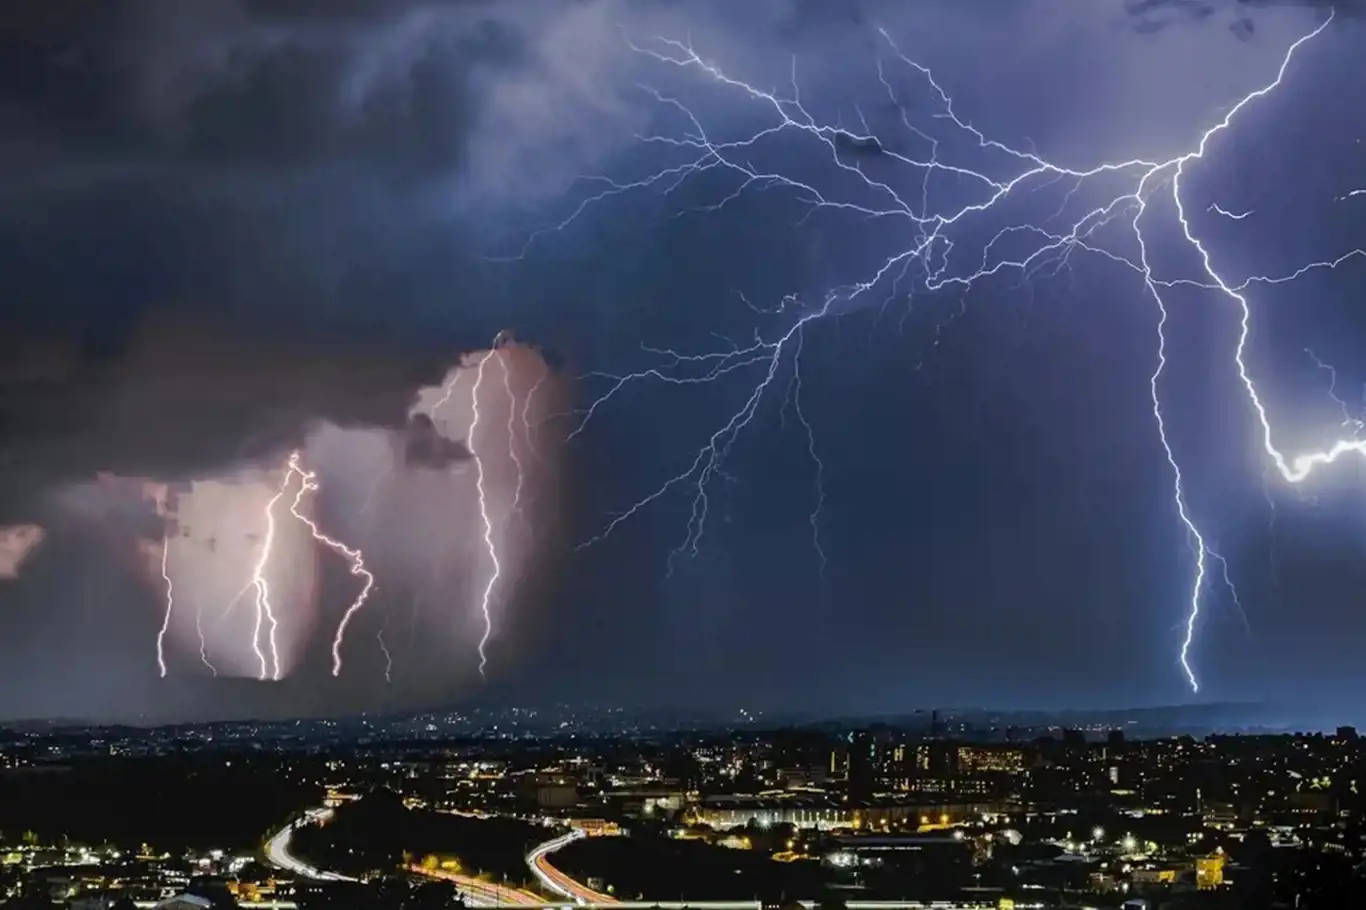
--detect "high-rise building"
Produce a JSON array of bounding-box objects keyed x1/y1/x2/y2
[{"x1": 847, "y1": 731, "x2": 875, "y2": 801}]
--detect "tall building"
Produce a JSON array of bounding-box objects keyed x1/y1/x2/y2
[{"x1": 847, "y1": 731, "x2": 875, "y2": 801}]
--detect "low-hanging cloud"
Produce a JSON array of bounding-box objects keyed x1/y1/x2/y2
[
  {"x1": 0, "y1": 315, "x2": 450, "y2": 526},
  {"x1": 0, "y1": 525, "x2": 45, "y2": 580}
]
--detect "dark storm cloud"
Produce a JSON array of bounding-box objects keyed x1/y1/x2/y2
[
  {"x1": 403, "y1": 413, "x2": 474, "y2": 470},
  {"x1": 0, "y1": 317, "x2": 448, "y2": 525},
  {"x1": 0, "y1": 0, "x2": 540, "y2": 524},
  {"x1": 1125, "y1": 0, "x2": 1364, "y2": 33},
  {"x1": 0, "y1": 0, "x2": 521, "y2": 182}
]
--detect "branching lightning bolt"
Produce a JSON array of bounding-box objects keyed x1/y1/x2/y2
[
  {"x1": 277, "y1": 451, "x2": 376, "y2": 678},
  {"x1": 511, "y1": 12, "x2": 1363, "y2": 692},
  {"x1": 1305, "y1": 347, "x2": 1363, "y2": 435}
]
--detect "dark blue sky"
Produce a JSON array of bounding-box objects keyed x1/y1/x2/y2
[{"x1": 1, "y1": 0, "x2": 1364, "y2": 722}]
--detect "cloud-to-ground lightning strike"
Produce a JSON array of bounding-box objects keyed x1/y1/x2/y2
[
  {"x1": 250, "y1": 468, "x2": 292, "y2": 681},
  {"x1": 430, "y1": 345, "x2": 517, "y2": 678},
  {"x1": 467, "y1": 352, "x2": 501, "y2": 678},
  {"x1": 277, "y1": 451, "x2": 376, "y2": 678},
  {"x1": 520, "y1": 12, "x2": 1363, "y2": 692},
  {"x1": 155, "y1": 536, "x2": 173, "y2": 678}
]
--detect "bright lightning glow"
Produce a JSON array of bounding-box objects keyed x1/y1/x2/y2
[
  {"x1": 468, "y1": 352, "x2": 501, "y2": 678},
  {"x1": 518, "y1": 12, "x2": 1362, "y2": 692},
  {"x1": 156, "y1": 536, "x2": 173, "y2": 678},
  {"x1": 250, "y1": 466, "x2": 293, "y2": 681},
  {"x1": 278, "y1": 451, "x2": 377, "y2": 678}
]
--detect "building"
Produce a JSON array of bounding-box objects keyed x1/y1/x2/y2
[
  {"x1": 957, "y1": 746, "x2": 1024, "y2": 774},
  {"x1": 847, "y1": 731, "x2": 876, "y2": 802},
  {"x1": 1196, "y1": 853, "x2": 1225, "y2": 890}
]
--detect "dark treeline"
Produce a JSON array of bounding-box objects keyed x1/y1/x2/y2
[
  {"x1": 289, "y1": 791, "x2": 545, "y2": 882},
  {"x1": 0, "y1": 756, "x2": 321, "y2": 851}
]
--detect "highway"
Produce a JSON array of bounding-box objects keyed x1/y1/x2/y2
[
  {"x1": 266, "y1": 812, "x2": 1005, "y2": 910},
  {"x1": 263, "y1": 808, "x2": 356, "y2": 883},
  {"x1": 520, "y1": 831, "x2": 1011, "y2": 909},
  {"x1": 264, "y1": 805, "x2": 542, "y2": 907},
  {"x1": 525, "y1": 830, "x2": 617, "y2": 904},
  {"x1": 408, "y1": 863, "x2": 545, "y2": 906}
]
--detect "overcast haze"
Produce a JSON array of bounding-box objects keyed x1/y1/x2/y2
[{"x1": 1, "y1": 0, "x2": 1364, "y2": 723}]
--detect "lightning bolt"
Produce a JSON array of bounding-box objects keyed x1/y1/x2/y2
[
  {"x1": 467, "y1": 352, "x2": 501, "y2": 678},
  {"x1": 428, "y1": 349, "x2": 505, "y2": 677},
  {"x1": 521, "y1": 365, "x2": 551, "y2": 467},
  {"x1": 1305, "y1": 347, "x2": 1363, "y2": 435},
  {"x1": 789, "y1": 326, "x2": 827, "y2": 580},
  {"x1": 501, "y1": 351, "x2": 528, "y2": 516},
  {"x1": 514, "y1": 13, "x2": 1363, "y2": 692},
  {"x1": 1207, "y1": 203, "x2": 1253, "y2": 220},
  {"x1": 250, "y1": 466, "x2": 292, "y2": 681},
  {"x1": 276, "y1": 451, "x2": 376, "y2": 678},
  {"x1": 155, "y1": 536, "x2": 173, "y2": 678},
  {"x1": 377, "y1": 626, "x2": 393, "y2": 684},
  {"x1": 195, "y1": 596, "x2": 218, "y2": 677}
]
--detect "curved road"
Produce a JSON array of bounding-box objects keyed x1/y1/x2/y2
[
  {"x1": 269, "y1": 813, "x2": 991, "y2": 909},
  {"x1": 526, "y1": 830, "x2": 617, "y2": 904},
  {"x1": 264, "y1": 808, "x2": 356, "y2": 882},
  {"x1": 264, "y1": 808, "x2": 540, "y2": 907}
]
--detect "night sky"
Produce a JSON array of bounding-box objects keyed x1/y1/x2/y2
[{"x1": 1, "y1": 0, "x2": 1364, "y2": 723}]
